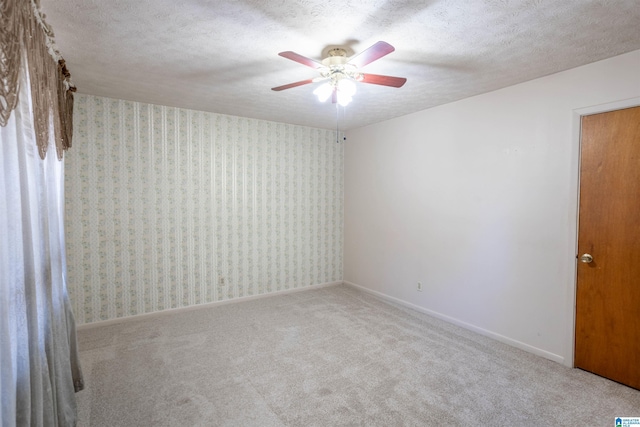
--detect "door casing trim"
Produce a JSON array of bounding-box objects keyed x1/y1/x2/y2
[{"x1": 567, "y1": 97, "x2": 640, "y2": 368}]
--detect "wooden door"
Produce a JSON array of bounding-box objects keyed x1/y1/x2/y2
[{"x1": 575, "y1": 106, "x2": 640, "y2": 390}]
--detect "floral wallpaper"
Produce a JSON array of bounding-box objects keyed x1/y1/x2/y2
[{"x1": 65, "y1": 94, "x2": 343, "y2": 324}]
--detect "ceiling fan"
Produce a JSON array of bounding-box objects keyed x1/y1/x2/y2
[{"x1": 271, "y1": 41, "x2": 407, "y2": 106}]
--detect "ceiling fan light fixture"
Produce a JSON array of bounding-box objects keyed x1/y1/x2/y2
[
  {"x1": 314, "y1": 78, "x2": 356, "y2": 106},
  {"x1": 337, "y1": 78, "x2": 356, "y2": 97},
  {"x1": 313, "y1": 82, "x2": 333, "y2": 102},
  {"x1": 336, "y1": 78, "x2": 356, "y2": 106}
]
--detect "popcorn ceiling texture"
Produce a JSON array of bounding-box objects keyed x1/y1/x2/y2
[
  {"x1": 65, "y1": 94, "x2": 343, "y2": 324},
  {"x1": 40, "y1": 0, "x2": 640, "y2": 130}
]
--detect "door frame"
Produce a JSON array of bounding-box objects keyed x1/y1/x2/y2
[{"x1": 565, "y1": 97, "x2": 640, "y2": 368}]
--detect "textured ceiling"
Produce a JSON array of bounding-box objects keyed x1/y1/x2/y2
[{"x1": 40, "y1": 0, "x2": 640, "y2": 130}]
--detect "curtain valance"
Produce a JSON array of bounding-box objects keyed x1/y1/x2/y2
[{"x1": 0, "y1": 0, "x2": 75, "y2": 159}]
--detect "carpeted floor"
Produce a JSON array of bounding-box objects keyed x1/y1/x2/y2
[{"x1": 75, "y1": 284, "x2": 639, "y2": 426}]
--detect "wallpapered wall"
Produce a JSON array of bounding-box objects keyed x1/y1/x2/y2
[{"x1": 66, "y1": 94, "x2": 343, "y2": 324}]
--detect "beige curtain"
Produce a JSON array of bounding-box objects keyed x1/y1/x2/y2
[{"x1": 1, "y1": 0, "x2": 84, "y2": 426}]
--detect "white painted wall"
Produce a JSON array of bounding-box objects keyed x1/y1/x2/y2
[{"x1": 344, "y1": 50, "x2": 640, "y2": 365}]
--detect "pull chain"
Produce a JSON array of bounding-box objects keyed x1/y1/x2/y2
[{"x1": 336, "y1": 103, "x2": 340, "y2": 143}]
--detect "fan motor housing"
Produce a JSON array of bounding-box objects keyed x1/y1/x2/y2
[{"x1": 322, "y1": 48, "x2": 349, "y2": 67}]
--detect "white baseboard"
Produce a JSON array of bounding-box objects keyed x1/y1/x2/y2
[
  {"x1": 79, "y1": 279, "x2": 565, "y2": 365},
  {"x1": 77, "y1": 281, "x2": 342, "y2": 331},
  {"x1": 343, "y1": 280, "x2": 565, "y2": 365}
]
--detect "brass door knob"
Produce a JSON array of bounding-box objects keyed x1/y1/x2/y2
[{"x1": 579, "y1": 253, "x2": 593, "y2": 263}]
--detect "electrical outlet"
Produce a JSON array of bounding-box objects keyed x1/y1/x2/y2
[{"x1": 417, "y1": 282, "x2": 423, "y2": 292}]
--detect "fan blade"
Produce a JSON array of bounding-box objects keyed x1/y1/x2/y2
[
  {"x1": 278, "y1": 51, "x2": 323, "y2": 69},
  {"x1": 271, "y1": 79, "x2": 315, "y2": 91},
  {"x1": 348, "y1": 41, "x2": 395, "y2": 68},
  {"x1": 360, "y1": 73, "x2": 407, "y2": 88}
]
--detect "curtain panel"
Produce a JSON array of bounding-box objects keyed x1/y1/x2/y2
[{"x1": 1, "y1": 0, "x2": 83, "y2": 426}]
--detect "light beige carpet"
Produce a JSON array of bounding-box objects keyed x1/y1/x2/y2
[{"x1": 75, "y1": 284, "x2": 639, "y2": 426}]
